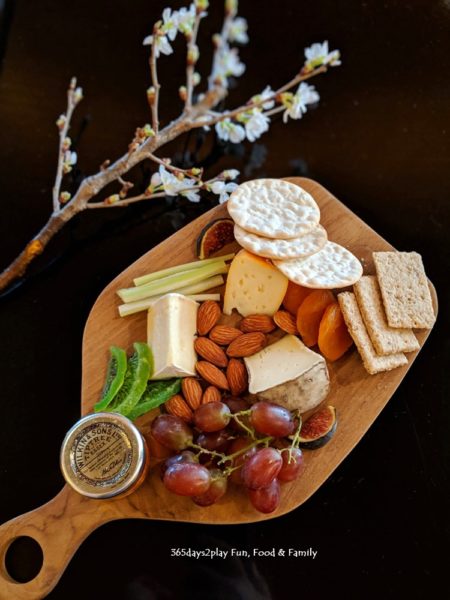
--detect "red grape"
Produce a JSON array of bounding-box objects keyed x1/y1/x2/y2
[
  {"x1": 160, "y1": 450, "x2": 197, "y2": 479},
  {"x1": 194, "y1": 401, "x2": 231, "y2": 432},
  {"x1": 228, "y1": 438, "x2": 258, "y2": 485},
  {"x1": 250, "y1": 402, "x2": 295, "y2": 437},
  {"x1": 241, "y1": 447, "x2": 282, "y2": 489},
  {"x1": 248, "y1": 479, "x2": 281, "y2": 513},
  {"x1": 151, "y1": 415, "x2": 193, "y2": 450},
  {"x1": 192, "y1": 468, "x2": 228, "y2": 506},
  {"x1": 278, "y1": 448, "x2": 305, "y2": 482},
  {"x1": 163, "y1": 462, "x2": 211, "y2": 496},
  {"x1": 196, "y1": 430, "x2": 231, "y2": 453}
]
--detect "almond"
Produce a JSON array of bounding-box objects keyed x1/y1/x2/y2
[
  {"x1": 226, "y1": 358, "x2": 248, "y2": 396},
  {"x1": 209, "y1": 325, "x2": 243, "y2": 345},
  {"x1": 165, "y1": 394, "x2": 193, "y2": 423},
  {"x1": 181, "y1": 377, "x2": 203, "y2": 410},
  {"x1": 273, "y1": 310, "x2": 298, "y2": 335},
  {"x1": 196, "y1": 361, "x2": 229, "y2": 390},
  {"x1": 202, "y1": 385, "x2": 222, "y2": 404},
  {"x1": 197, "y1": 301, "x2": 221, "y2": 336},
  {"x1": 240, "y1": 314, "x2": 276, "y2": 334},
  {"x1": 194, "y1": 337, "x2": 228, "y2": 368},
  {"x1": 226, "y1": 332, "x2": 267, "y2": 358}
]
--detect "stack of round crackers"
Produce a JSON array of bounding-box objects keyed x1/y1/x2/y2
[{"x1": 228, "y1": 179, "x2": 362, "y2": 289}]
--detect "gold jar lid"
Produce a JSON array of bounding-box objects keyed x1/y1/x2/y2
[{"x1": 60, "y1": 412, "x2": 147, "y2": 499}]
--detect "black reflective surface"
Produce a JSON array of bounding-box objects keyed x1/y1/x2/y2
[{"x1": 0, "y1": 1, "x2": 449, "y2": 598}]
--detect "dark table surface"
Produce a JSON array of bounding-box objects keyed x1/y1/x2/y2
[{"x1": 0, "y1": 1, "x2": 449, "y2": 598}]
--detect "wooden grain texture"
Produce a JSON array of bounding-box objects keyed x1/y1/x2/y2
[{"x1": 0, "y1": 178, "x2": 438, "y2": 599}]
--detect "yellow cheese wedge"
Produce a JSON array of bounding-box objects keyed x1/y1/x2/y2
[
  {"x1": 223, "y1": 249, "x2": 288, "y2": 316},
  {"x1": 147, "y1": 293, "x2": 198, "y2": 379}
]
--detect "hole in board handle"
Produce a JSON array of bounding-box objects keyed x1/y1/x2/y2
[{"x1": 4, "y1": 536, "x2": 43, "y2": 583}]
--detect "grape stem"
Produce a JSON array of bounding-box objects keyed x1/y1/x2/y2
[
  {"x1": 231, "y1": 409, "x2": 255, "y2": 440},
  {"x1": 190, "y1": 443, "x2": 226, "y2": 462},
  {"x1": 287, "y1": 413, "x2": 303, "y2": 463},
  {"x1": 218, "y1": 436, "x2": 273, "y2": 466}
]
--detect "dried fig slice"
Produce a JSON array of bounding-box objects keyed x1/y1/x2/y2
[{"x1": 196, "y1": 218, "x2": 235, "y2": 259}]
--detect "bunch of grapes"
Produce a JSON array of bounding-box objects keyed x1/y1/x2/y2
[{"x1": 151, "y1": 399, "x2": 306, "y2": 513}]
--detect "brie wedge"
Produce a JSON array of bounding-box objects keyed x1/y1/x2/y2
[
  {"x1": 244, "y1": 335, "x2": 330, "y2": 413},
  {"x1": 147, "y1": 293, "x2": 198, "y2": 379}
]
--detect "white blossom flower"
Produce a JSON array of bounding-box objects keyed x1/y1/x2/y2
[
  {"x1": 158, "y1": 166, "x2": 199, "y2": 202},
  {"x1": 245, "y1": 110, "x2": 270, "y2": 142},
  {"x1": 228, "y1": 17, "x2": 249, "y2": 44},
  {"x1": 304, "y1": 41, "x2": 341, "y2": 70},
  {"x1": 211, "y1": 181, "x2": 238, "y2": 204},
  {"x1": 223, "y1": 169, "x2": 240, "y2": 180},
  {"x1": 181, "y1": 188, "x2": 201, "y2": 202},
  {"x1": 251, "y1": 85, "x2": 275, "y2": 110},
  {"x1": 64, "y1": 151, "x2": 77, "y2": 165},
  {"x1": 177, "y1": 4, "x2": 196, "y2": 35},
  {"x1": 150, "y1": 171, "x2": 162, "y2": 188},
  {"x1": 215, "y1": 119, "x2": 246, "y2": 143},
  {"x1": 212, "y1": 46, "x2": 246, "y2": 86},
  {"x1": 161, "y1": 8, "x2": 179, "y2": 41},
  {"x1": 282, "y1": 82, "x2": 320, "y2": 122}
]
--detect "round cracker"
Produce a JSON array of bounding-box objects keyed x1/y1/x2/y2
[
  {"x1": 234, "y1": 223, "x2": 328, "y2": 259},
  {"x1": 227, "y1": 179, "x2": 320, "y2": 239},
  {"x1": 274, "y1": 241, "x2": 363, "y2": 289}
]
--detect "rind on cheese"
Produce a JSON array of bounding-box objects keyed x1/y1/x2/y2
[
  {"x1": 244, "y1": 335, "x2": 330, "y2": 413},
  {"x1": 147, "y1": 293, "x2": 198, "y2": 379},
  {"x1": 223, "y1": 250, "x2": 288, "y2": 316}
]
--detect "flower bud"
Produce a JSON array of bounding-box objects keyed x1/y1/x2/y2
[
  {"x1": 62, "y1": 137, "x2": 71, "y2": 150},
  {"x1": 195, "y1": 0, "x2": 209, "y2": 12},
  {"x1": 187, "y1": 44, "x2": 199, "y2": 65},
  {"x1": 146, "y1": 86, "x2": 156, "y2": 103},
  {"x1": 60, "y1": 192, "x2": 71, "y2": 204},
  {"x1": 178, "y1": 86, "x2": 187, "y2": 102},
  {"x1": 56, "y1": 115, "x2": 67, "y2": 130},
  {"x1": 73, "y1": 87, "x2": 83, "y2": 104},
  {"x1": 225, "y1": 0, "x2": 238, "y2": 16},
  {"x1": 105, "y1": 194, "x2": 120, "y2": 205},
  {"x1": 143, "y1": 124, "x2": 155, "y2": 137},
  {"x1": 193, "y1": 72, "x2": 201, "y2": 86}
]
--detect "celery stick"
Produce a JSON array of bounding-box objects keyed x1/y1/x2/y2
[
  {"x1": 133, "y1": 253, "x2": 235, "y2": 287},
  {"x1": 178, "y1": 275, "x2": 224, "y2": 295},
  {"x1": 117, "y1": 261, "x2": 229, "y2": 303},
  {"x1": 118, "y1": 292, "x2": 221, "y2": 317},
  {"x1": 118, "y1": 277, "x2": 223, "y2": 317}
]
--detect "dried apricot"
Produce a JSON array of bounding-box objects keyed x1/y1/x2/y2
[
  {"x1": 282, "y1": 281, "x2": 313, "y2": 315},
  {"x1": 318, "y1": 303, "x2": 353, "y2": 361},
  {"x1": 296, "y1": 290, "x2": 335, "y2": 347}
]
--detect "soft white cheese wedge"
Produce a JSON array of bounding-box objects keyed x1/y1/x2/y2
[
  {"x1": 147, "y1": 293, "x2": 198, "y2": 380},
  {"x1": 223, "y1": 249, "x2": 288, "y2": 316},
  {"x1": 244, "y1": 335, "x2": 330, "y2": 413}
]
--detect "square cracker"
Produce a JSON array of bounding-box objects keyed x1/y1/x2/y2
[
  {"x1": 338, "y1": 292, "x2": 408, "y2": 375},
  {"x1": 354, "y1": 276, "x2": 419, "y2": 355},
  {"x1": 373, "y1": 251, "x2": 435, "y2": 329}
]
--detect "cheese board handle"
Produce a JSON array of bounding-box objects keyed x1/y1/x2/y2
[{"x1": 0, "y1": 484, "x2": 122, "y2": 599}]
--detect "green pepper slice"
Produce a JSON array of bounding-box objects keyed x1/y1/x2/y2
[
  {"x1": 109, "y1": 342, "x2": 154, "y2": 417},
  {"x1": 94, "y1": 346, "x2": 128, "y2": 412},
  {"x1": 127, "y1": 378, "x2": 182, "y2": 421}
]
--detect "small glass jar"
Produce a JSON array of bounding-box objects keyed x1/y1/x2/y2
[{"x1": 60, "y1": 412, "x2": 149, "y2": 499}]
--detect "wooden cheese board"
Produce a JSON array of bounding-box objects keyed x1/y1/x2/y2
[{"x1": 0, "y1": 177, "x2": 438, "y2": 599}]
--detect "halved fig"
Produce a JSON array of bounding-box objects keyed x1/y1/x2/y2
[
  {"x1": 196, "y1": 218, "x2": 235, "y2": 259},
  {"x1": 298, "y1": 405, "x2": 337, "y2": 449}
]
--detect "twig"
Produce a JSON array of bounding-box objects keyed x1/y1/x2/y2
[
  {"x1": 198, "y1": 65, "x2": 328, "y2": 129},
  {"x1": 185, "y1": 11, "x2": 202, "y2": 111},
  {"x1": 52, "y1": 78, "x2": 78, "y2": 212},
  {"x1": 149, "y1": 25, "x2": 160, "y2": 133}
]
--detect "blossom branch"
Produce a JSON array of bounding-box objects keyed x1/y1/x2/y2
[{"x1": 0, "y1": 0, "x2": 341, "y2": 293}]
